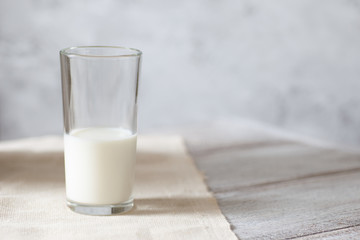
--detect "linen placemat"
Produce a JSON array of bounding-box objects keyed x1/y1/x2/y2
[{"x1": 0, "y1": 136, "x2": 237, "y2": 240}]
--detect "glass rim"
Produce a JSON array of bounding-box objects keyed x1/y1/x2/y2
[{"x1": 60, "y1": 46, "x2": 142, "y2": 58}]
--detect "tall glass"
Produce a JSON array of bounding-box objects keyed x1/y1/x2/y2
[{"x1": 60, "y1": 46, "x2": 142, "y2": 215}]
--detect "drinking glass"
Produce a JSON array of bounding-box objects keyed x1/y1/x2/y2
[{"x1": 60, "y1": 46, "x2": 142, "y2": 215}]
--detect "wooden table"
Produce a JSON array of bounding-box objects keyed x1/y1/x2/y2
[{"x1": 170, "y1": 120, "x2": 360, "y2": 239}]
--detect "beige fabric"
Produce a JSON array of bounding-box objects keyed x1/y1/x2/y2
[{"x1": 0, "y1": 135, "x2": 237, "y2": 240}]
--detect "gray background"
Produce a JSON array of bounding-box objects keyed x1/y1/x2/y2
[{"x1": 1, "y1": 0, "x2": 360, "y2": 147}]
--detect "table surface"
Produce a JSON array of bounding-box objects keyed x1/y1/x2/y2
[
  {"x1": 2, "y1": 120, "x2": 360, "y2": 239},
  {"x1": 169, "y1": 120, "x2": 360, "y2": 240}
]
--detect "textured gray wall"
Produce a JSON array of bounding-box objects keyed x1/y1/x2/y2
[{"x1": 1, "y1": 0, "x2": 360, "y2": 146}]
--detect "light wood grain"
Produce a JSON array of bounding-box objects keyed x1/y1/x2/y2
[
  {"x1": 181, "y1": 121, "x2": 360, "y2": 239},
  {"x1": 296, "y1": 225, "x2": 360, "y2": 239},
  {"x1": 215, "y1": 170, "x2": 360, "y2": 239},
  {"x1": 193, "y1": 144, "x2": 360, "y2": 193}
]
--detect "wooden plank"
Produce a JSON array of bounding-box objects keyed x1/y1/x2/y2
[
  {"x1": 182, "y1": 121, "x2": 360, "y2": 239},
  {"x1": 295, "y1": 225, "x2": 360, "y2": 239},
  {"x1": 193, "y1": 144, "x2": 360, "y2": 193},
  {"x1": 214, "y1": 170, "x2": 360, "y2": 239}
]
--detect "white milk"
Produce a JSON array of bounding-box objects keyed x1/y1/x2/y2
[{"x1": 64, "y1": 128, "x2": 137, "y2": 205}]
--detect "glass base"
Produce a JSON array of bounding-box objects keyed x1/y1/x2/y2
[{"x1": 67, "y1": 199, "x2": 134, "y2": 216}]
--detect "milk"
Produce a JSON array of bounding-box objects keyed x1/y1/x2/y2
[{"x1": 64, "y1": 128, "x2": 137, "y2": 205}]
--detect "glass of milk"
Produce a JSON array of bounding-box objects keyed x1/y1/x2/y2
[{"x1": 59, "y1": 46, "x2": 142, "y2": 215}]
